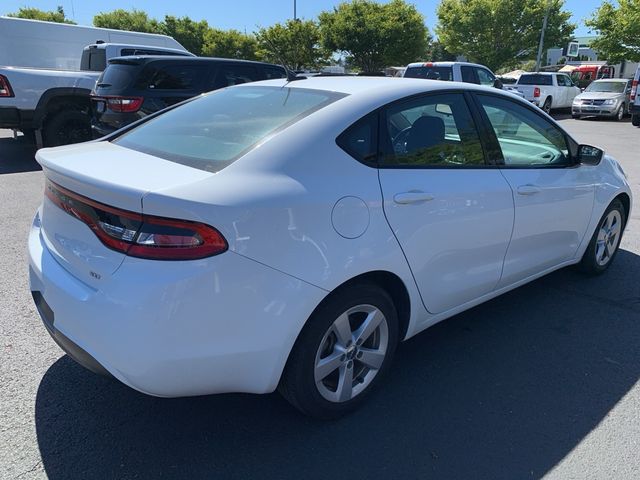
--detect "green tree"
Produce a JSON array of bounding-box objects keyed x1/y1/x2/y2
[
  {"x1": 161, "y1": 16, "x2": 210, "y2": 55},
  {"x1": 256, "y1": 19, "x2": 329, "y2": 71},
  {"x1": 319, "y1": 0, "x2": 430, "y2": 73},
  {"x1": 436, "y1": 0, "x2": 575, "y2": 71},
  {"x1": 202, "y1": 29, "x2": 259, "y2": 60},
  {"x1": 427, "y1": 41, "x2": 456, "y2": 62},
  {"x1": 93, "y1": 9, "x2": 160, "y2": 33},
  {"x1": 586, "y1": 0, "x2": 640, "y2": 63},
  {"x1": 6, "y1": 6, "x2": 75, "y2": 24}
]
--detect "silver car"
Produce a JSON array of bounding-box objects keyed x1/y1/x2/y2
[{"x1": 572, "y1": 78, "x2": 632, "y2": 121}]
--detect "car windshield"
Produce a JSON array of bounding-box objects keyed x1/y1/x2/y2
[
  {"x1": 404, "y1": 66, "x2": 453, "y2": 81},
  {"x1": 518, "y1": 74, "x2": 553, "y2": 86},
  {"x1": 585, "y1": 81, "x2": 626, "y2": 93},
  {"x1": 113, "y1": 86, "x2": 345, "y2": 172}
]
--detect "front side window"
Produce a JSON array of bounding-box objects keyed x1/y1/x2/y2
[
  {"x1": 476, "y1": 68, "x2": 495, "y2": 86},
  {"x1": 477, "y1": 94, "x2": 572, "y2": 167},
  {"x1": 212, "y1": 65, "x2": 260, "y2": 89},
  {"x1": 380, "y1": 93, "x2": 485, "y2": 167},
  {"x1": 263, "y1": 66, "x2": 287, "y2": 79},
  {"x1": 461, "y1": 66, "x2": 477, "y2": 84},
  {"x1": 114, "y1": 86, "x2": 345, "y2": 172}
]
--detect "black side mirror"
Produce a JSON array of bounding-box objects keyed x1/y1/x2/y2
[
  {"x1": 577, "y1": 144, "x2": 603, "y2": 165},
  {"x1": 493, "y1": 78, "x2": 503, "y2": 89}
]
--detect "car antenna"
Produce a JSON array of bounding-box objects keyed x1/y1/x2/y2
[{"x1": 260, "y1": 35, "x2": 305, "y2": 84}]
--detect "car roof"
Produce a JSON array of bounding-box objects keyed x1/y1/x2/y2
[
  {"x1": 592, "y1": 78, "x2": 629, "y2": 82},
  {"x1": 406, "y1": 61, "x2": 488, "y2": 69},
  {"x1": 240, "y1": 76, "x2": 524, "y2": 101},
  {"x1": 107, "y1": 56, "x2": 285, "y2": 67}
]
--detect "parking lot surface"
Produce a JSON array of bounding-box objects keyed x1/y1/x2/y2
[{"x1": 1, "y1": 116, "x2": 639, "y2": 479}]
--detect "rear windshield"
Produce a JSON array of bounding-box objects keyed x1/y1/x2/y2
[
  {"x1": 404, "y1": 66, "x2": 453, "y2": 81},
  {"x1": 114, "y1": 86, "x2": 345, "y2": 172},
  {"x1": 518, "y1": 74, "x2": 553, "y2": 86},
  {"x1": 585, "y1": 81, "x2": 626, "y2": 93},
  {"x1": 96, "y1": 64, "x2": 138, "y2": 90}
]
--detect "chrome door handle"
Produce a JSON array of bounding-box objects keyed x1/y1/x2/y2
[
  {"x1": 517, "y1": 185, "x2": 542, "y2": 196},
  {"x1": 393, "y1": 192, "x2": 435, "y2": 204}
]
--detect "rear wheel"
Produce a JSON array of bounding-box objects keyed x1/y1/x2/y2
[
  {"x1": 542, "y1": 97, "x2": 552, "y2": 114},
  {"x1": 43, "y1": 109, "x2": 92, "y2": 147},
  {"x1": 279, "y1": 284, "x2": 399, "y2": 419},
  {"x1": 580, "y1": 199, "x2": 626, "y2": 275},
  {"x1": 632, "y1": 114, "x2": 640, "y2": 127}
]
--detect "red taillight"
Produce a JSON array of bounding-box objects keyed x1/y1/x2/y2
[
  {"x1": 534, "y1": 87, "x2": 541, "y2": 98},
  {"x1": 631, "y1": 80, "x2": 638, "y2": 101},
  {"x1": 92, "y1": 95, "x2": 144, "y2": 113},
  {"x1": 45, "y1": 180, "x2": 227, "y2": 260},
  {"x1": 0, "y1": 74, "x2": 13, "y2": 97}
]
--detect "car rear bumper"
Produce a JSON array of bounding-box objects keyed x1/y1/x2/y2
[
  {"x1": 28, "y1": 209, "x2": 327, "y2": 397},
  {"x1": 0, "y1": 107, "x2": 35, "y2": 129}
]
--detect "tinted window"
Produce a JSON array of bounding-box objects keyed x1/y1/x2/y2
[
  {"x1": 212, "y1": 65, "x2": 260, "y2": 89},
  {"x1": 557, "y1": 75, "x2": 572, "y2": 86},
  {"x1": 114, "y1": 86, "x2": 345, "y2": 172},
  {"x1": 380, "y1": 93, "x2": 485, "y2": 167},
  {"x1": 461, "y1": 66, "x2": 476, "y2": 83},
  {"x1": 477, "y1": 94, "x2": 571, "y2": 167},
  {"x1": 135, "y1": 64, "x2": 207, "y2": 90},
  {"x1": 81, "y1": 49, "x2": 106, "y2": 72},
  {"x1": 404, "y1": 66, "x2": 453, "y2": 81},
  {"x1": 96, "y1": 64, "x2": 137, "y2": 89},
  {"x1": 120, "y1": 48, "x2": 190, "y2": 56},
  {"x1": 337, "y1": 114, "x2": 377, "y2": 164},
  {"x1": 518, "y1": 74, "x2": 553, "y2": 86},
  {"x1": 263, "y1": 66, "x2": 287, "y2": 79}
]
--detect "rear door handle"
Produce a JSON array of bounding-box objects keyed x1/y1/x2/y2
[
  {"x1": 393, "y1": 191, "x2": 435, "y2": 204},
  {"x1": 517, "y1": 185, "x2": 542, "y2": 196}
]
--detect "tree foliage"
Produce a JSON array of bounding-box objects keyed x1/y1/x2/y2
[
  {"x1": 202, "y1": 29, "x2": 259, "y2": 60},
  {"x1": 586, "y1": 0, "x2": 640, "y2": 63},
  {"x1": 319, "y1": 0, "x2": 430, "y2": 73},
  {"x1": 436, "y1": 0, "x2": 575, "y2": 71},
  {"x1": 93, "y1": 9, "x2": 160, "y2": 33},
  {"x1": 161, "y1": 16, "x2": 210, "y2": 55},
  {"x1": 7, "y1": 6, "x2": 76, "y2": 24},
  {"x1": 256, "y1": 20, "x2": 329, "y2": 71}
]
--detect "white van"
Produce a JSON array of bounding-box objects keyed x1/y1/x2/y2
[{"x1": 0, "y1": 16, "x2": 188, "y2": 70}]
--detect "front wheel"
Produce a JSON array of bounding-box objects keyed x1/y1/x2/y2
[
  {"x1": 580, "y1": 199, "x2": 626, "y2": 275},
  {"x1": 615, "y1": 104, "x2": 625, "y2": 121},
  {"x1": 279, "y1": 284, "x2": 399, "y2": 419}
]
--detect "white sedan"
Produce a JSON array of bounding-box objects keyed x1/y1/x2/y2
[{"x1": 28, "y1": 77, "x2": 632, "y2": 418}]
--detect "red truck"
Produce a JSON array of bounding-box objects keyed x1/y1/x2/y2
[{"x1": 570, "y1": 65, "x2": 615, "y2": 89}]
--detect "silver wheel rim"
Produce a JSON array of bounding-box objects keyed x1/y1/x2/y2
[
  {"x1": 314, "y1": 304, "x2": 389, "y2": 403},
  {"x1": 618, "y1": 105, "x2": 624, "y2": 120},
  {"x1": 544, "y1": 100, "x2": 551, "y2": 113},
  {"x1": 595, "y1": 210, "x2": 622, "y2": 266}
]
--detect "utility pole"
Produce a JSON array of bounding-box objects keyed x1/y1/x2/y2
[
  {"x1": 294, "y1": 0, "x2": 297, "y2": 20},
  {"x1": 535, "y1": 0, "x2": 551, "y2": 72}
]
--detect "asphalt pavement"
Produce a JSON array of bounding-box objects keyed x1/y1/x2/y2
[{"x1": 1, "y1": 115, "x2": 639, "y2": 480}]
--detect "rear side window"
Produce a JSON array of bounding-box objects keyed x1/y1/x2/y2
[
  {"x1": 404, "y1": 66, "x2": 453, "y2": 81},
  {"x1": 336, "y1": 113, "x2": 378, "y2": 165},
  {"x1": 518, "y1": 74, "x2": 553, "y2": 86},
  {"x1": 263, "y1": 66, "x2": 287, "y2": 79},
  {"x1": 461, "y1": 66, "x2": 476, "y2": 83},
  {"x1": 211, "y1": 65, "x2": 261, "y2": 89},
  {"x1": 96, "y1": 64, "x2": 137, "y2": 89},
  {"x1": 114, "y1": 86, "x2": 345, "y2": 172},
  {"x1": 135, "y1": 64, "x2": 207, "y2": 90},
  {"x1": 81, "y1": 49, "x2": 107, "y2": 72}
]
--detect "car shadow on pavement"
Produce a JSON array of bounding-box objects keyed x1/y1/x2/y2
[
  {"x1": 0, "y1": 135, "x2": 40, "y2": 174},
  {"x1": 35, "y1": 249, "x2": 640, "y2": 480}
]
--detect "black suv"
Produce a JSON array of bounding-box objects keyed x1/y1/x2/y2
[{"x1": 90, "y1": 56, "x2": 287, "y2": 137}]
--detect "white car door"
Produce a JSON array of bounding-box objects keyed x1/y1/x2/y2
[
  {"x1": 377, "y1": 92, "x2": 514, "y2": 314},
  {"x1": 474, "y1": 93, "x2": 596, "y2": 287}
]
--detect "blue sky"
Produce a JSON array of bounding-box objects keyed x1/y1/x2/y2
[{"x1": 2, "y1": 0, "x2": 602, "y2": 36}]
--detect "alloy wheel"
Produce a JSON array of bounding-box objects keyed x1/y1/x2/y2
[{"x1": 595, "y1": 210, "x2": 622, "y2": 266}]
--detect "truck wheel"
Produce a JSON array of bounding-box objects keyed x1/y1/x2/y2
[
  {"x1": 43, "y1": 110, "x2": 92, "y2": 147},
  {"x1": 542, "y1": 97, "x2": 552, "y2": 114},
  {"x1": 632, "y1": 114, "x2": 640, "y2": 127},
  {"x1": 20, "y1": 129, "x2": 37, "y2": 144}
]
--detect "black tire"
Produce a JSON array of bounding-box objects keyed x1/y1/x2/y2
[
  {"x1": 615, "y1": 104, "x2": 625, "y2": 121},
  {"x1": 579, "y1": 199, "x2": 626, "y2": 275},
  {"x1": 279, "y1": 283, "x2": 399, "y2": 419},
  {"x1": 572, "y1": 114, "x2": 581, "y2": 120},
  {"x1": 632, "y1": 114, "x2": 640, "y2": 127},
  {"x1": 42, "y1": 109, "x2": 92, "y2": 147},
  {"x1": 542, "y1": 97, "x2": 552, "y2": 114},
  {"x1": 20, "y1": 128, "x2": 37, "y2": 144}
]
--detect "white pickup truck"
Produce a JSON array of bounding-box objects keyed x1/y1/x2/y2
[
  {"x1": 0, "y1": 42, "x2": 193, "y2": 146},
  {"x1": 515, "y1": 72, "x2": 581, "y2": 113},
  {"x1": 0, "y1": 17, "x2": 192, "y2": 146}
]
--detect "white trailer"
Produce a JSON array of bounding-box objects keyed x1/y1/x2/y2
[{"x1": 0, "y1": 16, "x2": 187, "y2": 70}]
